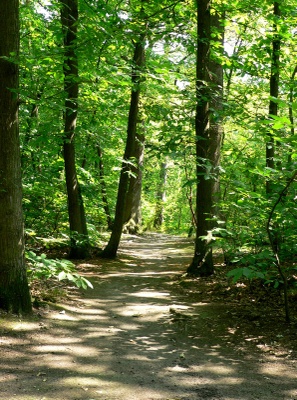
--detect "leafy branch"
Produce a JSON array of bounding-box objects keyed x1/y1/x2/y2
[{"x1": 27, "y1": 251, "x2": 93, "y2": 290}]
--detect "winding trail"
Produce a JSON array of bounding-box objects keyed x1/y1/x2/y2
[{"x1": 0, "y1": 234, "x2": 296, "y2": 399}]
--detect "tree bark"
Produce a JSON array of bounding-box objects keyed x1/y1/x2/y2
[
  {"x1": 0, "y1": 0, "x2": 32, "y2": 314},
  {"x1": 21, "y1": 93, "x2": 42, "y2": 172},
  {"x1": 61, "y1": 0, "x2": 90, "y2": 259},
  {"x1": 96, "y1": 142, "x2": 113, "y2": 230},
  {"x1": 101, "y1": 32, "x2": 146, "y2": 258},
  {"x1": 124, "y1": 130, "x2": 145, "y2": 234},
  {"x1": 288, "y1": 65, "x2": 297, "y2": 165},
  {"x1": 154, "y1": 162, "x2": 167, "y2": 230},
  {"x1": 266, "y1": 1, "x2": 281, "y2": 194},
  {"x1": 187, "y1": 0, "x2": 223, "y2": 277}
]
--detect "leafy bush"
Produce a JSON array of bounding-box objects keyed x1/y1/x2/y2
[
  {"x1": 26, "y1": 251, "x2": 93, "y2": 290},
  {"x1": 227, "y1": 265, "x2": 266, "y2": 283},
  {"x1": 225, "y1": 248, "x2": 297, "y2": 291}
]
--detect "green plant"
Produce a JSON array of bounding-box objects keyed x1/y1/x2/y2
[
  {"x1": 26, "y1": 251, "x2": 93, "y2": 290},
  {"x1": 227, "y1": 265, "x2": 266, "y2": 283}
]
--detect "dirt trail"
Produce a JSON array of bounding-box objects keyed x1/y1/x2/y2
[{"x1": 0, "y1": 234, "x2": 297, "y2": 400}]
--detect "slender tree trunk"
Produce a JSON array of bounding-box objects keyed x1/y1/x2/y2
[
  {"x1": 101, "y1": 31, "x2": 146, "y2": 258},
  {"x1": 21, "y1": 94, "x2": 41, "y2": 172},
  {"x1": 184, "y1": 154, "x2": 197, "y2": 235},
  {"x1": 0, "y1": 0, "x2": 32, "y2": 314},
  {"x1": 96, "y1": 142, "x2": 113, "y2": 230},
  {"x1": 124, "y1": 129, "x2": 145, "y2": 234},
  {"x1": 154, "y1": 162, "x2": 167, "y2": 230},
  {"x1": 287, "y1": 66, "x2": 296, "y2": 165},
  {"x1": 82, "y1": 111, "x2": 113, "y2": 230},
  {"x1": 61, "y1": 0, "x2": 89, "y2": 259},
  {"x1": 187, "y1": 0, "x2": 223, "y2": 277},
  {"x1": 266, "y1": 2, "x2": 280, "y2": 194}
]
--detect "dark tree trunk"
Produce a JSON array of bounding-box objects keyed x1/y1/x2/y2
[
  {"x1": 96, "y1": 142, "x2": 113, "y2": 230},
  {"x1": 80, "y1": 119, "x2": 112, "y2": 230},
  {"x1": 266, "y1": 1, "x2": 280, "y2": 194},
  {"x1": 288, "y1": 65, "x2": 297, "y2": 165},
  {"x1": 124, "y1": 130, "x2": 145, "y2": 234},
  {"x1": 61, "y1": 0, "x2": 89, "y2": 259},
  {"x1": 0, "y1": 0, "x2": 32, "y2": 314},
  {"x1": 187, "y1": 0, "x2": 223, "y2": 277},
  {"x1": 21, "y1": 93, "x2": 41, "y2": 172},
  {"x1": 101, "y1": 32, "x2": 146, "y2": 258},
  {"x1": 153, "y1": 162, "x2": 167, "y2": 230}
]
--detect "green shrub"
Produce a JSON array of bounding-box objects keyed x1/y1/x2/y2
[{"x1": 26, "y1": 251, "x2": 93, "y2": 290}]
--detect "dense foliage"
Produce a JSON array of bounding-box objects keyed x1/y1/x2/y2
[{"x1": 17, "y1": 1, "x2": 296, "y2": 295}]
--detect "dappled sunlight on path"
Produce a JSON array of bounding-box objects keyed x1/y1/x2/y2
[{"x1": 0, "y1": 234, "x2": 297, "y2": 399}]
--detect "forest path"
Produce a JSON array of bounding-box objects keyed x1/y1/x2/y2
[{"x1": 0, "y1": 233, "x2": 297, "y2": 400}]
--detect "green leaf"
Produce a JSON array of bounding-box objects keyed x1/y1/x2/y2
[
  {"x1": 227, "y1": 267, "x2": 244, "y2": 283},
  {"x1": 58, "y1": 271, "x2": 67, "y2": 281}
]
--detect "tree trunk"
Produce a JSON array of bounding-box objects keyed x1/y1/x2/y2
[
  {"x1": 187, "y1": 0, "x2": 223, "y2": 277},
  {"x1": 124, "y1": 130, "x2": 145, "y2": 234},
  {"x1": 288, "y1": 65, "x2": 297, "y2": 165},
  {"x1": 154, "y1": 162, "x2": 167, "y2": 230},
  {"x1": 101, "y1": 31, "x2": 146, "y2": 258},
  {"x1": 0, "y1": 0, "x2": 32, "y2": 314},
  {"x1": 266, "y1": 1, "x2": 280, "y2": 194},
  {"x1": 96, "y1": 142, "x2": 113, "y2": 230},
  {"x1": 21, "y1": 94, "x2": 41, "y2": 172},
  {"x1": 61, "y1": 0, "x2": 90, "y2": 259}
]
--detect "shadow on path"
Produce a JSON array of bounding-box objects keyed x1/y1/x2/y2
[{"x1": 0, "y1": 234, "x2": 296, "y2": 399}]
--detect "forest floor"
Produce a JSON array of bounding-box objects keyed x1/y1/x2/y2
[{"x1": 1, "y1": 233, "x2": 297, "y2": 400}]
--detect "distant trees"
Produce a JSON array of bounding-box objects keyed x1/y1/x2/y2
[{"x1": 0, "y1": 0, "x2": 32, "y2": 314}]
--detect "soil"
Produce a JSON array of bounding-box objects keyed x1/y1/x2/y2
[{"x1": 1, "y1": 233, "x2": 297, "y2": 400}]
